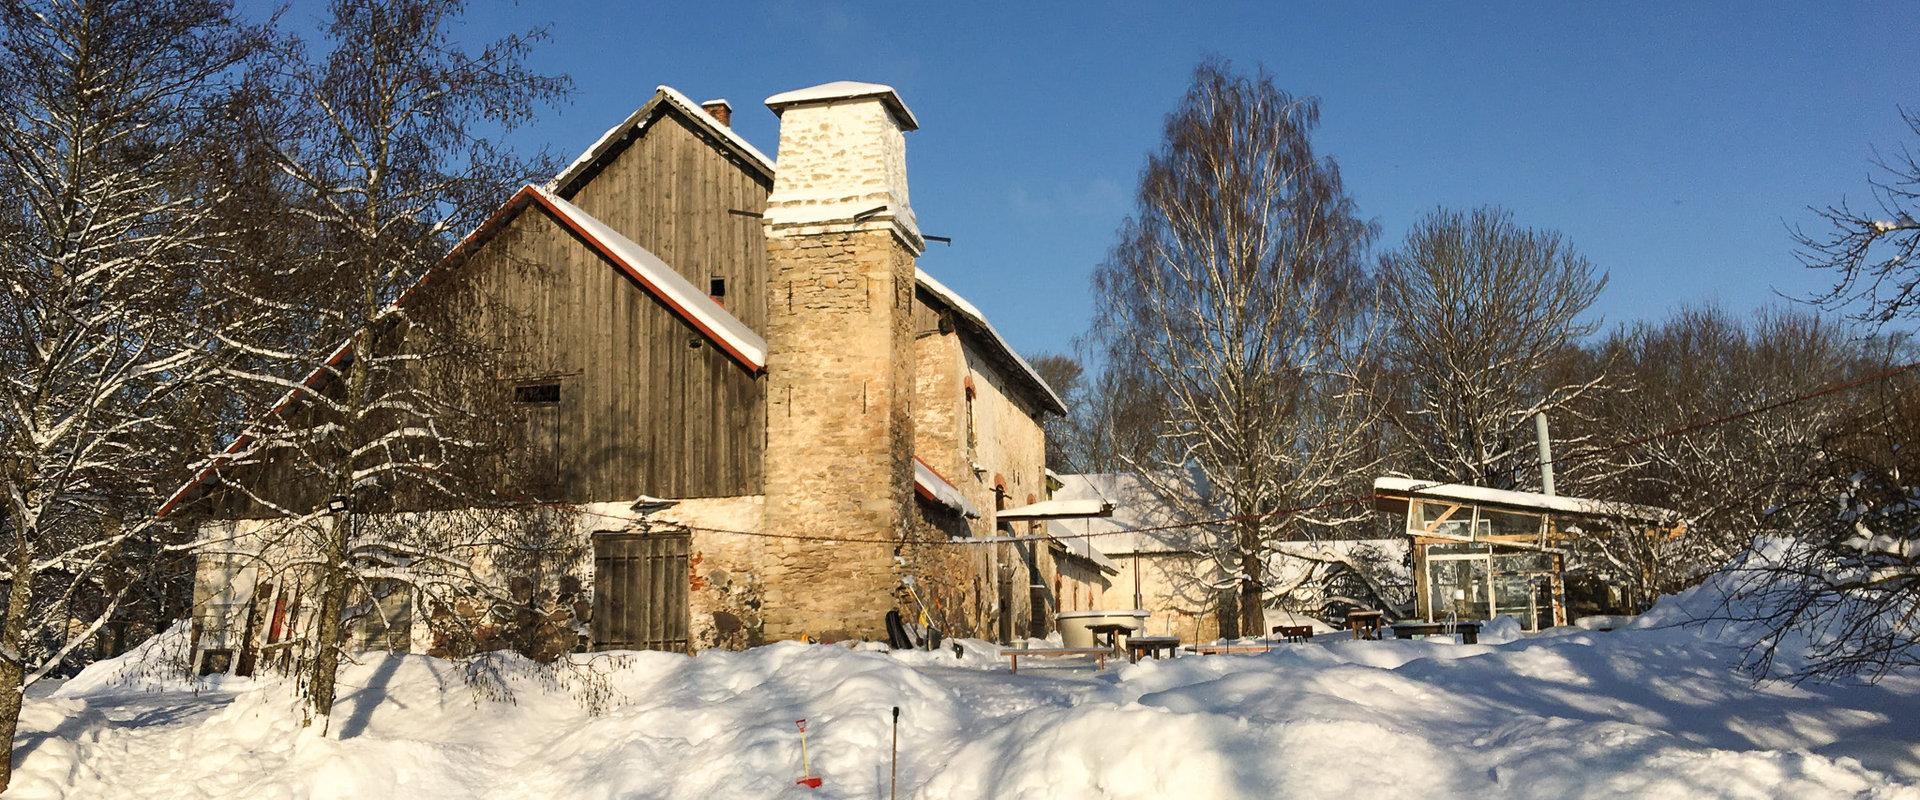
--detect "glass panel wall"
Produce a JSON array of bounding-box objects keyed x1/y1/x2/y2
[
  {"x1": 1413, "y1": 500, "x2": 1474, "y2": 539},
  {"x1": 1425, "y1": 543, "x2": 1491, "y2": 622},
  {"x1": 1484, "y1": 509, "x2": 1547, "y2": 540}
]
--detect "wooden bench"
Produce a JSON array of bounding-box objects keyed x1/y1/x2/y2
[
  {"x1": 1000, "y1": 647, "x2": 1112, "y2": 674},
  {"x1": 1391, "y1": 621, "x2": 1481, "y2": 644},
  {"x1": 1187, "y1": 641, "x2": 1279, "y2": 655},
  {"x1": 1124, "y1": 636, "x2": 1182, "y2": 663},
  {"x1": 1272, "y1": 625, "x2": 1314, "y2": 643}
]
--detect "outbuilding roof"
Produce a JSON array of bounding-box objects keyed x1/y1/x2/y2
[
  {"x1": 1372, "y1": 476, "x2": 1678, "y2": 524},
  {"x1": 996, "y1": 497, "x2": 1112, "y2": 522},
  {"x1": 1048, "y1": 472, "x2": 1217, "y2": 556}
]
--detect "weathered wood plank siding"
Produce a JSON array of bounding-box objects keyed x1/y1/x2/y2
[
  {"x1": 468, "y1": 207, "x2": 765, "y2": 502},
  {"x1": 191, "y1": 107, "x2": 774, "y2": 517},
  {"x1": 563, "y1": 109, "x2": 773, "y2": 334}
]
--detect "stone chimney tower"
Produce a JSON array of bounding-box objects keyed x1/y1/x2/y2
[{"x1": 759, "y1": 81, "x2": 924, "y2": 642}]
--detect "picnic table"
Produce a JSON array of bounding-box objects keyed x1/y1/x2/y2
[
  {"x1": 1271, "y1": 624, "x2": 1314, "y2": 643},
  {"x1": 1123, "y1": 635, "x2": 1182, "y2": 663},
  {"x1": 1086, "y1": 622, "x2": 1137, "y2": 649},
  {"x1": 1345, "y1": 609, "x2": 1385, "y2": 640},
  {"x1": 1391, "y1": 621, "x2": 1480, "y2": 644},
  {"x1": 999, "y1": 646, "x2": 1112, "y2": 674}
]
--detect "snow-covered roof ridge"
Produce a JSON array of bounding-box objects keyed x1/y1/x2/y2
[
  {"x1": 655, "y1": 85, "x2": 775, "y2": 168},
  {"x1": 765, "y1": 81, "x2": 918, "y2": 130},
  {"x1": 915, "y1": 268, "x2": 1068, "y2": 414},
  {"x1": 529, "y1": 187, "x2": 767, "y2": 371},
  {"x1": 1373, "y1": 476, "x2": 1678, "y2": 523},
  {"x1": 542, "y1": 85, "x2": 1062, "y2": 417},
  {"x1": 548, "y1": 85, "x2": 775, "y2": 197}
]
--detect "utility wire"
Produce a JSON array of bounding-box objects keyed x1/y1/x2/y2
[{"x1": 544, "y1": 359, "x2": 1920, "y2": 547}]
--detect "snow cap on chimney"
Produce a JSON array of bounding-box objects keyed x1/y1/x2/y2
[
  {"x1": 762, "y1": 81, "x2": 922, "y2": 252},
  {"x1": 699, "y1": 98, "x2": 732, "y2": 127}
]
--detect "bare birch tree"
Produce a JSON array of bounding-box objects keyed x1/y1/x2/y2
[
  {"x1": 1092, "y1": 61, "x2": 1380, "y2": 635},
  {"x1": 1717, "y1": 106, "x2": 1920, "y2": 680},
  {"x1": 1375, "y1": 206, "x2": 1607, "y2": 490},
  {"x1": 0, "y1": 0, "x2": 260, "y2": 790},
  {"x1": 1797, "y1": 108, "x2": 1920, "y2": 325},
  {"x1": 197, "y1": 0, "x2": 566, "y2": 729}
]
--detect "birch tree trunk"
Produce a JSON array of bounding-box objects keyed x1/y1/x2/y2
[
  {"x1": 1091, "y1": 60, "x2": 1381, "y2": 627},
  {"x1": 0, "y1": 505, "x2": 33, "y2": 792}
]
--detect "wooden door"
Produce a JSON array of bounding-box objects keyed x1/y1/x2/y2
[{"x1": 592, "y1": 531, "x2": 691, "y2": 653}]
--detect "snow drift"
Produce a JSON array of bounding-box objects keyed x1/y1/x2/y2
[{"x1": 12, "y1": 558, "x2": 1920, "y2": 799}]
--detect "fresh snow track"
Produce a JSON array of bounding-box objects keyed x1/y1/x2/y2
[{"x1": 10, "y1": 597, "x2": 1920, "y2": 798}]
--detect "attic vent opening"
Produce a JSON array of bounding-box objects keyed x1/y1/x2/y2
[
  {"x1": 708, "y1": 277, "x2": 727, "y2": 305},
  {"x1": 514, "y1": 383, "x2": 561, "y2": 404}
]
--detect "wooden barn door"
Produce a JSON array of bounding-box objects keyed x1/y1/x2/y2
[{"x1": 592, "y1": 532, "x2": 691, "y2": 653}]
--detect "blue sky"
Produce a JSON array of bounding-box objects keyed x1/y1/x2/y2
[{"x1": 271, "y1": 2, "x2": 1916, "y2": 357}]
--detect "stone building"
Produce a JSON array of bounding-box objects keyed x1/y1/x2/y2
[
  {"x1": 1048, "y1": 473, "x2": 1229, "y2": 642},
  {"x1": 171, "y1": 81, "x2": 1087, "y2": 671}
]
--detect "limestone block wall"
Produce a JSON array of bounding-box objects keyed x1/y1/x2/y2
[
  {"x1": 962, "y1": 341, "x2": 1051, "y2": 638},
  {"x1": 760, "y1": 229, "x2": 919, "y2": 642},
  {"x1": 910, "y1": 301, "x2": 969, "y2": 492},
  {"x1": 647, "y1": 495, "x2": 769, "y2": 650},
  {"x1": 964, "y1": 341, "x2": 1049, "y2": 518},
  {"x1": 908, "y1": 312, "x2": 1066, "y2": 641},
  {"x1": 761, "y1": 90, "x2": 920, "y2": 246}
]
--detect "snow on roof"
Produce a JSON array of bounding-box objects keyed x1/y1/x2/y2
[
  {"x1": 995, "y1": 497, "x2": 1111, "y2": 522},
  {"x1": 549, "y1": 85, "x2": 775, "y2": 196},
  {"x1": 915, "y1": 269, "x2": 1068, "y2": 415},
  {"x1": 1044, "y1": 521, "x2": 1120, "y2": 573},
  {"x1": 657, "y1": 86, "x2": 774, "y2": 165},
  {"x1": 545, "y1": 88, "x2": 1060, "y2": 416},
  {"x1": 1372, "y1": 476, "x2": 1678, "y2": 524},
  {"x1": 764, "y1": 81, "x2": 919, "y2": 130},
  {"x1": 530, "y1": 187, "x2": 767, "y2": 371},
  {"x1": 1050, "y1": 472, "x2": 1217, "y2": 555},
  {"x1": 914, "y1": 457, "x2": 980, "y2": 519}
]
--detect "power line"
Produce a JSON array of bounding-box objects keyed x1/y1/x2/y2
[{"x1": 557, "y1": 359, "x2": 1920, "y2": 547}]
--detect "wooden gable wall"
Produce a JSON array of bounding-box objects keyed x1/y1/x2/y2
[
  {"x1": 561, "y1": 109, "x2": 774, "y2": 335},
  {"x1": 188, "y1": 199, "x2": 767, "y2": 519},
  {"x1": 461, "y1": 205, "x2": 765, "y2": 503}
]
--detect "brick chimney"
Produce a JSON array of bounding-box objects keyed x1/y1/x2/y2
[
  {"x1": 699, "y1": 98, "x2": 732, "y2": 127},
  {"x1": 758, "y1": 81, "x2": 923, "y2": 643}
]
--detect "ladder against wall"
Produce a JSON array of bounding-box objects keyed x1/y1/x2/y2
[{"x1": 592, "y1": 531, "x2": 691, "y2": 653}]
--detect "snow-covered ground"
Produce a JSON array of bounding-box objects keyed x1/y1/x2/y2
[{"x1": 12, "y1": 585, "x2": 1919, "y2": 799}]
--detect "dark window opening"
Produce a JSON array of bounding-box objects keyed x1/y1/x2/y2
[
  {"x1": 708, "y1": 277, "x2": 727, "y2": 304},
  {"x1": 514, "y1": 383, "x2": 561, "y2": 404}
]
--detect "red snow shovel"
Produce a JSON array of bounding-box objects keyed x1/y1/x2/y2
[{"x1": 795, "y1": 719, "x2": 822, "y2": 789}]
